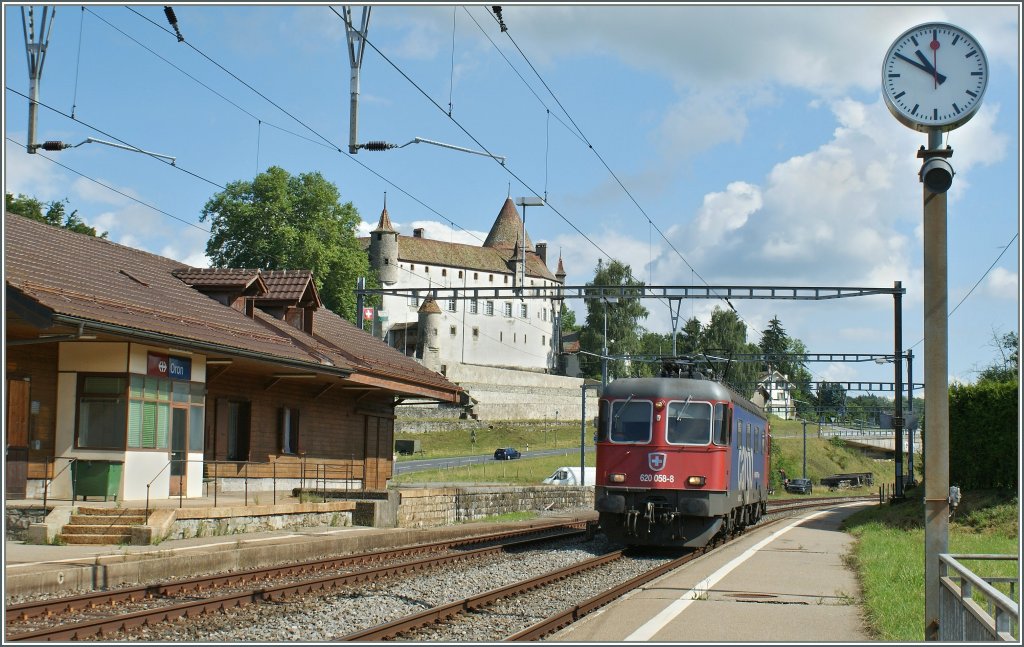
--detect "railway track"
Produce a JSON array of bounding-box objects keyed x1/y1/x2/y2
[
  {"x1": 4, "y1": 521, "x2": 589, "y2": 642},
  {"x1": 5, "y1": 497, "x2": 873, "y2": 642},
  {"x1": 335, "y1": 496, "x2": 875, "y2": 641}
]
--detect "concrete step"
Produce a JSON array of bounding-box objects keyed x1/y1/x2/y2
[
  {"x1": 69, "y1": 514, "x2": 146, "y2": 525},
  {"x1": 61, "y1": 524, "x2": 138, "y2": 536},
  {"x1": 76, "y1": 507, "x2": 147, "y2": 516},
  {"x1": 58, "y1": 533, "x2": 133, "y2": 545}
]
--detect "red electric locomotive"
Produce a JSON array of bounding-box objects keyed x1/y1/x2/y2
[{"x1": 595, "y1": 365, "x2": 770, "y2": 548}]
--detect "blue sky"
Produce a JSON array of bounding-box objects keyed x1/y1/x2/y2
[{"x1": 4, "y1": 3, "x2": 1020, "y2": 392}]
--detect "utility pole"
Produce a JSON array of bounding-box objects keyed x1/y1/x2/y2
[
  {"x1": 343, "y1": 6, "x2": 371, "y2": 154},
  {"x1": 22, "y1": 5, "x2": 56, "y2": 154}
]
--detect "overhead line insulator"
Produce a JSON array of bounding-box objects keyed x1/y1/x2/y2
[{"x1": 360, "y1": 141, "x2": 396, "y2": 152}]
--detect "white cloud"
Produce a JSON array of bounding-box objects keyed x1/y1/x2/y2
[
  {"x1": 4, "y1": 139, "x2": 70, "y2": 202},
  {"x1": 985, "y1": 267, "x2": 1018, "y2": 299}
]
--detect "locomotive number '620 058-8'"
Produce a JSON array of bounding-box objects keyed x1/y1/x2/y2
[{"x1": 639, "y1": 473, "x2": 675, "y2": 483}]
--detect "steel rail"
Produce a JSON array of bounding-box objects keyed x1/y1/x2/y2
[
  {"x1": 5, "y1": 520, "x2": 585, "y2": 622},
  {"x1": 5, "y1": 525, "x2": 587, "y2": 641}
]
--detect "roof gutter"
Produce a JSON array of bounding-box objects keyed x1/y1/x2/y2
[{"x1": 46, "y1": 314, "x2": 354, "y2": 379}]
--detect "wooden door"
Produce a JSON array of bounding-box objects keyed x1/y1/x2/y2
[
  {"x1": 169, "y1": 407, "x2": 188, "y2": 496},
  {"x1": 6, "y1": 379, "x2": 30, "y2": 498}
]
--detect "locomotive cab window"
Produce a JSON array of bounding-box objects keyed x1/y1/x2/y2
[
  {"x1": 666, "y1": 400, "x2": 712, "y2": 445},
  {"x1": 713, "y1": 403, "x2": 731, "y2": 446},
  {"x1": 596, "y1": 400, "x2": 610, "y2": 442},
  {"x1": 609, "y1": 399, "x2": 651, "y2": 443}
]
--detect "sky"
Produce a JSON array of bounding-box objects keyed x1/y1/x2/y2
[{"x1": 3, "y1": 2, "x2": 1020, "y2": 395}]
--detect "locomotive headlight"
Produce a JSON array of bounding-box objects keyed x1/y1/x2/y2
[
  {"x1": 686, "y1": 476, "x2": 706, "y2": 487},
  {"x1": 608, "y1": 473, "x2": 626, "y2": 484}
]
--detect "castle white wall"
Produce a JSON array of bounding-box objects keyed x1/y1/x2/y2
[{"x1": 378, "y1": 261, "x2": 560, "y2": 373}]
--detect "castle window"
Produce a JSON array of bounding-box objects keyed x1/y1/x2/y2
[
  {"x1": 376, "y1": 233, "x2": 382, "y2": 240},
  {"x1": 447, "y1": 298, "x2": 457, "y2": 312},
  {"x1": 458, "y1": 271, "x2": 463, "y2": 279},
  {"x1": 384, "y1": 258, "x2": 390, "y2": 265},
  {"x1": 485, "y1": 301, "x2": 494, "y2": 316},
  {"x1": 472, "y1": 327, "x2": 479, "y2": 339},
  {"x1": 500, "y1": 332, "x2": 503, "y2": 342},
  {"x1": 410, "y1": 264, "x2": 415, "y2": 271},
  {"x1": 503, "y1": 302, "x2": 512, "y2": 317},
  {"x1": 504, "y1": 275, "x2": 509, "y2": 283},
  {"x1": 424, "y1": 266, "x2": 430, "y2": 273},
  {"x1": 408, "y1": 295, "x2": 418, "y2": 307},
  {"x1": 469, "y1": 299, "x2": 479, "y2": 314},
  {"x1": 489, "y1": 274, "x2": 494, "y2": 282},
  {"x1": 520, "y1": 303, "x2": 528, "y2": 318},
  {"x1": 442, "y1": 269, "x2": 447, "y2": 277},
  {"x1": 514, "y1": 333, "x2": 517, "y2": 343},
  {"x1": 542, "y1": 308, "x2": 547, "y2": 321},
  {"x1": 542, "y1": 335, "x2": 546, "y2": 345},
  {"x1": 474, "y1": 272, "x2": 479, "y2": 280},
  {"x1": 449, "y1": 325, "x2": 457, "y2": 336}
]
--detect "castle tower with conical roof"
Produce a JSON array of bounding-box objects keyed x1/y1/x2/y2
[
  {"x1": 416, "y1": 297, "x2": 442, "y2": 372},
  {"x1": 368, "y1": 199, "x2": 399, "y2": 285}
]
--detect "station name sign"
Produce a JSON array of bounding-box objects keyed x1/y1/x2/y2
[{"x1": 147, "y1": 352, "x2": 191, "y2": 381}]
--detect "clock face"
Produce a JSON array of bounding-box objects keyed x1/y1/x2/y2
[{"x1": 882, "y1": 22, "x2": 988, "y2": 132}]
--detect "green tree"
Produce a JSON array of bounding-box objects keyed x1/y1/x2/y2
[
  {"x1": 5, "y1": 193, "x2": 107, "y2": 237},
  {"x1": 558, "y1": 302, "x2": 580, "y2": 334},
  {"x1": 815, "y1": 381, "x2": 848, "y2": 421},
  {"x1": 977, "y1": 330, "x2": 1019, "y2": 384},
  {"x1": 699, "y1": 306, "x2": 760, "y2": 393},
  {"x1": 578, "y1": 259, "x2": 649, "y2": 381},
  {"x1": 200, "y1": 166, "x2": 375, "y2": 321}
]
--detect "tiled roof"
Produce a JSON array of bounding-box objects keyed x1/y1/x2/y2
[
  {"x1": 373, "y1": 206, "x2": 395, "y2": 233},
  {"x1": 172, "y1": 268, "x2": 268, "y2": 295},
  {"x1": 259, "y1": 269, "x2": 322, "y2": 306},
  {"x1": 418, "y1": 297, "x2": 442, "y2": 314},
  {"x1": 4, "y1": 212, "x2": 461, "y2": 400},
  {"x1": 484, "y1": 198, "x2": 533, "y2": 250},
  {"x1": 364, "y1": 235, "x2": 558, "y2": 282},
  {"x1": 358, "y1": 198, "x2": 561, "y2": 283}
]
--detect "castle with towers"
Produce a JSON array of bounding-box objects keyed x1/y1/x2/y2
[{"x1": 362, "y1": 197, "x2": 567, "y2": 378}]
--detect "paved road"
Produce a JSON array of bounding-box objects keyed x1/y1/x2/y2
[{"x1": 392, "y1": 447, "x2": 594, "y2": 475}]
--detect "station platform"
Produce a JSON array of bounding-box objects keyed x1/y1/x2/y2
[
  {"x1": 4, "y1": 492, "x2": 596, "y2": 600},
  {"x1": 5, "y1": 499, "x2": 873, "y2": 642},
  {"x1": 550, "y1": 501, "x2": 874, "y2": 642}
]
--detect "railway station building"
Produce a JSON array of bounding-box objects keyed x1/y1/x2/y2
[{"x1": 4, "y1": 211, "x2": 463, "y2": 502}]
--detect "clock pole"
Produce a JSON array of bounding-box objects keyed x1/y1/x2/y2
[{"x1": 921, "y1": 128, "x2": 950, "y2": 642}]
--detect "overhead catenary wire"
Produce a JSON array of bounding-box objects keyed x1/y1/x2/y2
[
  {"x1": 6, "y1": 86, "x2": 225, "y2": 190},
  {"x1": 5, "y1": 136, "x2": 210, "y2": 235},
  {"x1": 117, "y1": 5, "x2": 487, "y2": 244}
]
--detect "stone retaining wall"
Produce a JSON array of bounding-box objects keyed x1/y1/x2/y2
[
  {"x1": 5, "y1": 506, "x2": 48, "y2": 541},
  {"x1": 395, "y1": 486, "x2": 594, "y2": 529}
]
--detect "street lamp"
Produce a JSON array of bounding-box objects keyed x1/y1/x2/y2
[
  {"x1": 515, "y1": 197, "x2": 544, "y2": 291},
  {"x1": 601, "y1": 296, "x2": 618, "y2": 386}
]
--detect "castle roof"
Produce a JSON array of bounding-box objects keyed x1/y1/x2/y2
[
  {"x1": 373, "y1": 205, "x2": 395, "y2": 233},
  {"x1": 483, "y1": 198, "x2": 532, "y2": 250}
]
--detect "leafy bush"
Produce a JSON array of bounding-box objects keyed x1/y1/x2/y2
[{"x1": 948, "y1": 380, "x2": 1018, "y2": 490}]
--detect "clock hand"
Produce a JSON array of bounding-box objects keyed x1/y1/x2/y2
[
  {"x1": 930, "y1": 36, "x2": 940, "y2": 90},
  {"x1": 913, "y1": 49, "x2": 947, "y2": 85},
  {"x1": 893, "y1": 51, "x2": 941, "y2": 80}
]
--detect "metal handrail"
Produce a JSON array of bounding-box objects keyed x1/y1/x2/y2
[
  {"x1": 42, "y1": 456, "x2": 78, "y2": 509},
  {"x1": 939, "y1": 553, "x2": 1019, "y2": 641}
]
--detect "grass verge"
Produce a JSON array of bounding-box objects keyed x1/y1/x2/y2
[{"x1": 842, "y1": 488, "x2": 1019, "y2": 641}]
